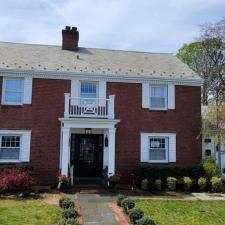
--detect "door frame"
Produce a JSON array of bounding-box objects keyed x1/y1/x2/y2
[{"x1": 71, "y1": 133, "x2": 104, "y2": 177}]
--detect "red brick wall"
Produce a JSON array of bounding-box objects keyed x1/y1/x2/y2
[
  {"x1": 0, "y1": 77, "x2": 70, "y2": 185},
  {"x1": 107, "y1": 82, "x2": 202, "y2": 180},
  {"x1": 0, "y1": 77, "x2": 201, "y2": 185}
]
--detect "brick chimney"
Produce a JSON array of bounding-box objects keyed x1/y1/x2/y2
[{"x1": 62, "y1": 26, "x2": 79, "y2": 50}]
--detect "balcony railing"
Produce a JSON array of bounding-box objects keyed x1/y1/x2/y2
[{"x1": 64, "y1": 93, "x2": 115, "y2": 119}]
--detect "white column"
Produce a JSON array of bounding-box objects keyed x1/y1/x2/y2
[
  {"x1": 108, "y1": 128, "x2": 116, "y2": 176},
  {"x1": 64, "y1": 93, "x2": 70, "y2": 118},
  {"x1": 61, "y1": 127, "x2": 70, "y2": 176}
]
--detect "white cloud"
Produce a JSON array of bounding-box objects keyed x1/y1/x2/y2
[{"x1": 0, "y1": 0, "x2": 224, "y2": 53}]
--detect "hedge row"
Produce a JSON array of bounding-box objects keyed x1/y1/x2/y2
[
  {"x1": 117, "y1": 194, "x2": 156, "y2": 225},
  {"x1": 133, "y1": 164, "x2": 205, "y2": 186},
  {"x1": 58, "y1": 197, "x2": 79, "y2": 225}
]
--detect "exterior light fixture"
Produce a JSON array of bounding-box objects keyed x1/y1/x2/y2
[
  {"x1": 85, "y1": 128, "x2": 92, "y2": 134},
  {"x1": 105, "y1": 135, "x2": 108, "y2": 147}
]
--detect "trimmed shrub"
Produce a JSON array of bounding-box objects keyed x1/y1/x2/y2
[
  {"x1": 183, "y1": 177, "x2": 193, "y2": 191},
  {"x1": 0, "y1": 168, "x2": 35, "y2": 193},
  {"x1": 211, "y1": 176, "x2": 224, "y2": 192},
  {"x1": 62, "y1": 208, "x2": 77, "y2": 219},
  {"x1": 203, "y1": 157, "x2": 220, "y2": 179},
  {"x1": 167, "y1": 177, "x2": 177, "y2": 191},
  {"x1": 58, "y1": 218, "x2": 79, "y2": 225},
  {"x1": 154, "y1": 179, "x2": 162, "y2": 191},
  {"x1": 59, "y1": 197, "x2": 74, "y2": 209},
  {"x1": 198, "y1": 177, "x2": 207, "y2": 191},
  {"x1": 133, "y1": 164, "x2": 205, "y2": 186},
  {"x1": 141, "y1": 179, "x2": 149, "y2": 191},
  {"x1": 136, "y1": 218, "x2": 157, "y2": 225},
  {"x1": 121, "y1": 198, "x2": 135, "y2": 213},
  {"x1": 128, "y1": 208, "x2": 144, "y2": 223},
  {"x1": 117, "y1": 194, "x2": 127, "y2": 206}
]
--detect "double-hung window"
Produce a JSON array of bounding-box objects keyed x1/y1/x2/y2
[
  {"x1": 149, "y1": 137, "x2": 168, "y2": 162},
  {"x1": 80, "y1": 82, "x2": 97, "y2": 99},
  {"x1": 0, "y1": 135, "x2": 21, "y2": 161},
  {"x1": 2, "y1": 78, "x2": 24, "y2": 105},
  {"x1": 80, "y1": 82, "x2": 97, "y2": 105},
  {"x1": 150, "y1": 85, "x2": 167, "y2": 110}
]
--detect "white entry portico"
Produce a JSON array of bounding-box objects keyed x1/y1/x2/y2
[{"x1": 59, "y1": 118, "x2": 119, "y2": 177}]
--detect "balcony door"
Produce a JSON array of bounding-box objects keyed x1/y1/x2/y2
[{"x1": 72, "y1": 134, "x2": 103, "y2": 177}]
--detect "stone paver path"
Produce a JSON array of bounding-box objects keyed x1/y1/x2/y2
[{"x1": 71, "y1": 193, "x2": 120, "y2": 225}]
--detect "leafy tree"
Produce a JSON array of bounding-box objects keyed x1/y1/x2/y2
[
  {"x1": 177, "y1": 17, "x2": 225, "y2": 104},
  {"x1": 177, "y1": 42, "x2": 213, "y2": 105}
]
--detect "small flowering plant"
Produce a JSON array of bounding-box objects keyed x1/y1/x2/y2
[
  {"x1": 58, "y1": 174, "x2": 70, "y2": 190},
  {"x1": 107, "y1": 171, "x2": 122, "y2": 189}
]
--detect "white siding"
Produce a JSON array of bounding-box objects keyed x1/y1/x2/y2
[
  {"x1": 168, "y1": 84, "x2": 175, "y2": 109},
  {"x1": 23, "y1": 77, "x2": 33, "y2": 104},
  {"x1": 140, "y1": 133, "x2": 149, "y2": 162},
  {"x1": 168, "y1": 134, "x2": 176, "y2": 162},
  {"x1": 99, "y1": 80, "x2": 106, "y2": 106},
  {"x1": 20, "y1": 131, "x2": 31, "y2": 162},
  {"x1": 142, "y1": 83, "x2": 149, "y2": 108},
  {"x1": 71, "y1": 79, "x2": 79, "y2": 105}
]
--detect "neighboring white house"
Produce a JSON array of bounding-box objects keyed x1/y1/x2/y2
[{"x1": 202, "y1": 137, "x2": 225, "y2": 172}]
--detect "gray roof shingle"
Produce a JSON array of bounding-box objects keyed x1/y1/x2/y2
[{"x1": 0, "y1": 41, "x2": 201, "y2": 81}]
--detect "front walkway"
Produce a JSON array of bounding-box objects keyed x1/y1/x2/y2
[{"x1": 70, "y1": 192, "x2": 120, "y2": 225}]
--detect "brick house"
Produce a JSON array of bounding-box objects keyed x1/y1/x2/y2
[{"x1": 0, "y1": 26, "x2": 202, "y2": 185}]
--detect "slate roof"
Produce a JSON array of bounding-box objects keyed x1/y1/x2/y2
[{"x1": 0, "y1": 41, "x2": 201, "y2": 81}]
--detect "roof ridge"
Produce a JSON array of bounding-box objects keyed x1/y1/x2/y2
[{"x1": 0, "y1": 41, "x2": 173, "y2": 55}]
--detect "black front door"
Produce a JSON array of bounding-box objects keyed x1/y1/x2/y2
[{"x1": 72, "y1": 134, "x2": 103, "y2": 177}]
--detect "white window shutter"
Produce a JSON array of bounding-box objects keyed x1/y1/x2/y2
[
  {"x1": 142, "y1": 83, "x2": 149, "y2": 108},
  {"x1": 23, "y1": 77, "x2": 32, "y2": 104},
  {"x1": 99, "y1": 81, "x2": 106, "y2": 106},
  {"x1": 168, "y1": 134, "x2": 176, "y2": 162},
  {"x1": 20, "y1": 131, "x2": 31, "y2": 162},
  {"x1": 140, "y1": 133, "x2": 149, "y2": 162},
  {"x1": 71, "y1": 79, "x2": 79, "y2": 105},
  {"x1": 168, "y1": 84, "x2": 175, "y2": 109}
]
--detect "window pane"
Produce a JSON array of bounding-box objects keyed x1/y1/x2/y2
[
  {"x1": 0, "y1": 135, "x2": 20, "y2": 160},
  {"x1": 151, "y1": 87, "x2": 165, "y2": 97},
  {"x1": 150, "y1": 149, "x2": 166, "y2": 160},
  {"x1": 0, "y1": 148, "x2": 19, "y2": 160},
  {"x1": 81, "y1": 82, "x2": 97, "y2": 99},
  {"x1": 5, "y1": 79, "x2": 23, "y2": 91},
  {"x1": 149, "y1": 137, "x2": 167, "y2": 161},
  {"x1": 5, "y1": 91, "x2": 22, "y2": 103},
  {"x1": 150, "y1": 97, "x2": 165, "y2": 108}
]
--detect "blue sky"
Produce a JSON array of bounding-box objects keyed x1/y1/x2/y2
[{"x1": 0, "y1": 0, "x2": 225, "y2": 53}]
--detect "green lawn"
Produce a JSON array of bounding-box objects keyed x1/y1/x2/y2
[
  {"x1": 134, "y1": 199, "x2": 225, "y2": 225},
  {"x1": 0, "y1": 197, "x2": 60, "y2": 225}
]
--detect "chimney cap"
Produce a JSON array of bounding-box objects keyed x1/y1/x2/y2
[
  {"x1": 72, "y1": 27, "x2": 77, "y2": 31},
  {"x1": 65, "y1": 26, "x2": 71, "y2": 30}
]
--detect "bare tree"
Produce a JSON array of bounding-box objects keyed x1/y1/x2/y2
[{"x1": 200, "y1": 18, "x2": 225, "y2": 103}]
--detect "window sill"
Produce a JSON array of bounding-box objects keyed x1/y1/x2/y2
[
  {"x1": 149, "y1": 108, "x2": 168, "y2": 111},
  {"x1": 0, "y1": 160, "x2": 21, "y2": 163},
  {"x1": 1, "y1": 102, "x2": 23, "y2": 106},
  {"x1": 147, "y1": 160, "x2": 169, "y2": 163}
]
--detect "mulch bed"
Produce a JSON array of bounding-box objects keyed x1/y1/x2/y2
[{"x1": 111, "y1": 201, "x2": 130, "y2": 225}]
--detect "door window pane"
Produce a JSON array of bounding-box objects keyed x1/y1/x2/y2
[{"x1": 80, "y1": 82, "x2": 97, "y2": 99}]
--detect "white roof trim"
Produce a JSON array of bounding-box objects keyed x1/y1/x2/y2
[{"x1": 0, "y1": 68, "x2": 203, "y2": 86}]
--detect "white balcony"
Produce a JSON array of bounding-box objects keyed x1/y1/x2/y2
[{"x1": 64, "y1": 93, "x2": 115, "y2": 119}]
